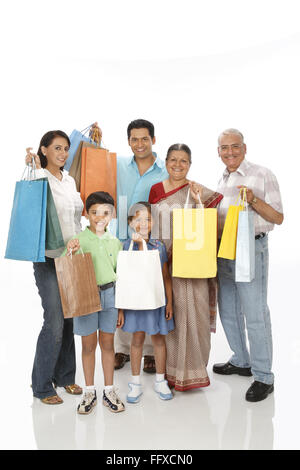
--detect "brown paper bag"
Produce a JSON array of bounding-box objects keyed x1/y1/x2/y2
[{"x1": 55, "y1": 252, "x2": 101, "y2": 318}]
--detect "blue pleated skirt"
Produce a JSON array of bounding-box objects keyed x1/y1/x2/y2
[{"x1": 122, "y1": 306, "x2": 175, "y2": 336}]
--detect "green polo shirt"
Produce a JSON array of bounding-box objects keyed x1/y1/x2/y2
[{"x1": 62, "y1": 227, "x2": 122, "y2": 286}]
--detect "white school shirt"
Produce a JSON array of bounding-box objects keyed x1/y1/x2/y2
[
  {"x1": 35, "y1": 168, "x2": 84, "y2": 258},
  {"x1": 217, "y1": 159, "x2": 283, "y2": 237}
]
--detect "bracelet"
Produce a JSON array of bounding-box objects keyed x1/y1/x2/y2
[{"x1": 250, "y1": 196, "x2": 257, "y2": 205}]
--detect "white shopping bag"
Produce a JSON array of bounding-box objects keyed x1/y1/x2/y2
[
  {"x1": 115, "y1": 239, "x2": 166, "y2": 310},
  {"x1": 235, "y1": 189, "x2": 255, "y2": 282}
]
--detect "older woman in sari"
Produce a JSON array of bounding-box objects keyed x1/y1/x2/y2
[{"x1": 149, "y1": 144, "x2": 223, "y2": 391}]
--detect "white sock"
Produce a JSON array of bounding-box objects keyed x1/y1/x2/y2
[
  {"x1": 131, "y1": 375, "x2": 141, "y2": 385},
  {"x1": 85, "y1": 385, "x2": 95, "y2": 393},
  {"x1": 104, "y1": 385, "x2": 114, "y2": 392},
  {"x1": 156, "y1": 373, "x2": 165, "y2": 382}
]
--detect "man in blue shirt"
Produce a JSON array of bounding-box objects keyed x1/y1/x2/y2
[
  {"x1": 116, "y1": 120, "x2": 168, "y2": 240},
  {"x1": 114, "y1": 119, "x2": 168, "y2": 371}
]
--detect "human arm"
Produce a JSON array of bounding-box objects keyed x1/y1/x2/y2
[
  {"x1": 117, "y1": 309, "x2": 124, "y2": 328},
  {"x1": 237, "y1": 186, "x2": 284, "y2": 225},
  {"x1": 162, "y1": 261, "x2": 173, "y2": 320}
]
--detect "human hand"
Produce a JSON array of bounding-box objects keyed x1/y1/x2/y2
[
  {"x1": 165, "y1": 302, "x2": 173, "y2": 320},
  {"x1": 117, "y1": 310, "x2": 124, "y2": 328},
  {"x1": 66, "y1": 238, "x2": 80, "y2": 255},
  {"x1": 90, "y1": 122, "x2": 102, "y2": 145},
  {"x1": 189, "y1": 181, "x2": 203, "y2": 203},
  {"x1": 131, "y1": 232, "x2": 144, "y2": 244},
  {"x1": 25, "y1": 147, "x2": 41, "y2": 169},
  {"x1": 237, "y1": 185, "x2": 255, "y2": 204}
]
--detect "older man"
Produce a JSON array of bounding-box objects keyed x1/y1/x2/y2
[{"x1": 213, "y1": 128, "x2": 283, "y2": 402}]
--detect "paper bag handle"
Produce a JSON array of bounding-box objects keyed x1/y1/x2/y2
[
  {"x1": 129, "y1": 239, "x2": 148, "y2": 251},
  {"x1": 184, "y1": 187, "x2": 204, "y2": 209}
]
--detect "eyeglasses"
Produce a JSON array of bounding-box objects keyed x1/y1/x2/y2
[{"x1": 218, "y1": 144, "x2": 244, "y2": 152}]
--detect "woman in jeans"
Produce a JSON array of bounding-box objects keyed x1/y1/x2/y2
[{"x1": 26, "y1": 130, "x2": 84, "y2": 404}]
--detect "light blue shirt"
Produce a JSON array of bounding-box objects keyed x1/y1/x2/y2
[{"x1": 112, "y1": 154, "x2": 168, "y2": 240}]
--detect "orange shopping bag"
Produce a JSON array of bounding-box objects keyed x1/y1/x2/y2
[{"x1": 80, "y1": 147, "x2": 117, "y2": 216}]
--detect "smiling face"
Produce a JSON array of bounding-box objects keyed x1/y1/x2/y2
[
  {"x1": 86, "y1": 203, "x2": 113, "y2": 235},
  {"x1": 129, "y1": 208, "x2": 153, "y2": 240},
  {"x1": 218, "y1": 133, "x2": 246, "y2": 173},
  {"x1": 166, "y1": 150, "x2": 191, "y2": 181},
  {"x1": 41, "y1": 137, "x2": 70, "y2": 170},
  {"x1": 128, "y1": 128, "x2": 156, "y2": 160}
]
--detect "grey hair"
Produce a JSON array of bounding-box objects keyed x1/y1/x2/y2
[{"x1": 218, "y1": 128, "x2": 244, "y2": 145}]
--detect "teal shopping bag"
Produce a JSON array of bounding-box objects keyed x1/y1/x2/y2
[
  {"x1": 5, "y1": 177, "x2": 48, "y2": 262},
  {"x1": 45, "y1": 182, "x2": 65, "y2": 250}
]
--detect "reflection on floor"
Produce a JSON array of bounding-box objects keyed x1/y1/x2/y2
[{"x1": 29, "y1": 357, "x2": 275, "y2": 451}]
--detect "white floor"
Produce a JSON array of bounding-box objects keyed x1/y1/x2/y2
[{"x1": 1, "y1": 238, "x2": 299, "y2": 451}]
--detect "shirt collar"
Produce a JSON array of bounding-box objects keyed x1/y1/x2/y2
[
  {"x1": 44, "y1": 168, "x2": 67, "y2": 181},
  {"x1": 222, "y1": 158, "x2": 250, "y2": 178},
  {"x1": 127, "y1": 152, "x2": 164, "y2": 169},
  {"x1": 85, "y1": 227, "x2": 115, "y2": 240}
]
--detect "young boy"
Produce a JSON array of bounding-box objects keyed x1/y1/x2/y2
[{"x1": 65, "y1": 191, "x2": 125, "y2": 414}]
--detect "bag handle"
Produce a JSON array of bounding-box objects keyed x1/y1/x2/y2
[
  {"x1": 67, "y1": 247, "x2": 85, "y2": 259},
  {"x1": 234, "y1": 187, "x2": 247, "y2": 210},
  {"x1": 241, "y1": 187, "x2": 249, "y2": 211},
  {"x1": 129, "y1": 238, "x2": 148, "y2": 251},
  {"x1": 22, "y1": 156, "x2": 37, "y2": 181},
  {"x1": 184, "y1": 187, "x2": 204, "y2": 209},
  {"x1": 80, "y1": 124, "x2": 94, "y2": 135},
  {"x1": 80, "y1": 123, "x2": 103, "y2": 147}
]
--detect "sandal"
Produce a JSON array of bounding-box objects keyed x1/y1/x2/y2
[
  {"x1": 114, "y1": 353, "x2": 130, "y2": 370},
  {"x1": 143, "y1": 355, "x2": 156, "y2": 374},
  {"x1": 41, "y1": 395, "x2": 63, "y2": 405},
  {"x1": 64, "y1": 384, "x2": 83, "y2": 395}
]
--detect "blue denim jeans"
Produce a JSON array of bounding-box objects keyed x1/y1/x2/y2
[
  {"x1": 217, "y1": 235, "x2": 274, "y2": 385},
  {"x1": 32, "y1": 257, "x2": 76, "y2": 398}
]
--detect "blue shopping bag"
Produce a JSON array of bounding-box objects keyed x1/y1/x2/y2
[
  {"x1": 64, "y1": 125, "x2": 96, "y2": 171},
  {"x1": 5, "y1": 176, "x2": 48, "y2": 262},
  {"x1": 235, "y1": 191, "x2": 255, "y2": 282}
]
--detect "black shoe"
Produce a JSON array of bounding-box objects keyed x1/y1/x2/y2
[
  {"x1": 213, "y1": 361, "x2": 252, "y2": 376},
  {"x1": 245, "y1": 381, "x2": 274, "y2": 402}
]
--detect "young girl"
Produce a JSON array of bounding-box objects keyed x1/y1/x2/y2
[{"x1": 121, "y1": 201, "x2": 174, "y2": 402}]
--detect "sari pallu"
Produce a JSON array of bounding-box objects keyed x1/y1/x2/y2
[{"x1": 151, "y1": 183, "x2": 222, "y2": 391}]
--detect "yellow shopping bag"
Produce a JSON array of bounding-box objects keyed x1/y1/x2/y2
[
  {"x1": 217, "y1": 189, "x2": 245, "y2": 260},
  {"x1": 172, "y1": 191, "x2": 217, "y2": 278}
]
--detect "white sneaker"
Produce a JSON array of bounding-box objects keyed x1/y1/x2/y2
[
  {"x1": 103, "y1": 388, "x2": 125, "y2": 413},
  {"x1": 154, "y1": 379, "x2": 173, "y2": 400},
  {"x1": 77, "y1": 390, "x2": 97, "y2": 414},
  {"x1": 126, "y1": 383, "x2": 143, "y2": 403}
]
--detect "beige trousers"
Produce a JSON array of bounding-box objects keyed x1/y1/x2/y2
[{"x1": 114, "y1": 328, "x2": 154, "y2": 355}]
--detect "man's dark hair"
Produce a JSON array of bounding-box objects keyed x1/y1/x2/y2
[
  {"x1": 127, "y1": 119, "x2": 155, "y2": 140},
  {"x1": 86, "y1": 191, "x2": 115, "y2": 213}
]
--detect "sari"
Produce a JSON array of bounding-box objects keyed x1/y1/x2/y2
[{"x1": 149, "y1": 182, "x2": 223, "y2": 391}]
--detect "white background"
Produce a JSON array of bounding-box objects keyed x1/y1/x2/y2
[{"x1": 0, "y1": 0, "x2": 299, "y2": 450}]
